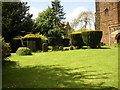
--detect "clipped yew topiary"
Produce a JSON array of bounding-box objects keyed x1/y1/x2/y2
[
  {"x1": 48, "y1": 37, "x2": 62, "y2": 46},
  {"x1": 70, "y1": 32, "x2": 85, "y2": 48},
  {"x1": 16, "y1": 47, "x2": 32, "y2": 56},
  {"x1": 62, "y1": 38, "x2": 70, "y2": 47},
  {"x1": 81, "y1": 30, "x2": 103, "y2": 48}
]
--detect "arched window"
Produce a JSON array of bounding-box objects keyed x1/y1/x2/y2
[{"x1": 104, "y1": 8, "x2": 109, "y2": 16}]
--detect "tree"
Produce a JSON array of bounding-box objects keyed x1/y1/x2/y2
[
  {"x1": 48, "y1": 26, "x2": 63, "y2": 37},
  {"x1": 51, "y1": 0, "x2": 65, "y2": 23},
  {"x1": 33, "y1": 6, "x2": 60, "y2": 36},
  {"x1": 2, "y1": 1, "x2": 34, "y2": 42},
  {"x1": 71, "y1": 11, "x2": 94, "y2": 31}
]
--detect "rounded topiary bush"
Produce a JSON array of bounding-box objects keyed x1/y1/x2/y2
[
  {"x1": 81, "y1": 30, "x2": 103, "y2": 48},
  {"x1": 70, "y1": 32, "x2": 85, "y2": 48},
  {"x1": 16, "y1": 47, "x2": 32, "y2": 56}
]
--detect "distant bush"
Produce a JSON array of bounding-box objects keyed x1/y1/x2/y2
[
  {"x1": 42, "y1": 43, "x2": 48, "y2": 52},
  {"x1": 2, "y1": 38, "x2": 11, "y2": 59},
  {"x1": 48, "y1": 37, "x2": 62, "y2": 46},
  {"x1": 114, "y1": 43, "x2": 120, "y2": 47},
  {"x1": 48, "y1": 26, "x2": 63, "y2": 38},
  {"x1": 62, "y1": 38, "x2": 70, "y2": 47},
  {"x1": 70, "y1": 32, "x2": 85, "y2": 48},
  {"x1": 16, "y1": 47, "x2": 32, "y2": 56},
  {"x1": 82, "y1": 30, "x2": 102, "y2": 48}
]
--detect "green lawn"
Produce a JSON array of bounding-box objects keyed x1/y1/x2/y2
[{"x1": 3, "y1": 46, "x2": 118, "y2": 89}]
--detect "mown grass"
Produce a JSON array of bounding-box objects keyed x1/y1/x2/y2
[{"x1": 3, "y1": 46, "x2": 118, "y2": 89}]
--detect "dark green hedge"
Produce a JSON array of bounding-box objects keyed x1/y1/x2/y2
[
  {"x1": 48, "y1": 37, "x2": 62, "y2": 46},
  {"x1": 70, "y1": 33, "x2": 85, "y2": 48},
  {"x1": 62, "y1": 38, "x2": 70, "y2": 47},
  {"x1": 10, "y1": 39, "x2": 23, "y2": 53},
  {"x1": 82, "y1": 30, "x2": 102, "y2": 48},
  {"x1": 22, "y1": 38, "x2": 42, "y2": 52}
]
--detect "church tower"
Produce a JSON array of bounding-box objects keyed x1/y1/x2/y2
[{"x1": 95, "y1": 1, "x2": 120, "y2": 45}]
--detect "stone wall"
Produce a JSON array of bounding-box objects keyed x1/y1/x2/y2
[{"x1": 95, "y1": 2, "x2": 120, "y2": 45}]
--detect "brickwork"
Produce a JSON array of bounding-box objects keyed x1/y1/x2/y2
[{"x1": 95, "y1": 2, "x2": 120, "y2": 45}]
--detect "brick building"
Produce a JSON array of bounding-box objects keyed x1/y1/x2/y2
[{"x1": 95, "y1": 1, "x2": 120, "y2": 45}]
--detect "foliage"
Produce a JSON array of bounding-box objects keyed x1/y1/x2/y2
[
  {"x1": 51, "y1": 0, "x2": 65, "y2": 22},
  {"x1": 2, "y1": 1, "x2": 34, "y2": 42},
  {"x1": 16, "y1": 47, "x2": 32, "y2": 56},
  {"x1": 62, "y1": 38, "x2": 70, "y2": 47},
  {"x1": 42, "y1": 43, "x2": 48, "y2": 52},
  {"x1": 48, "y1": 37, "x2": 62, "y2": 46},
  {"x1": 10, "y1": 39, "x2": 23, "y2": 53},
  {"x1": 48, "y1": 26, "x2": 63, "y2": 37},
  {"x1": 13, "y1": 36, "x2": 23, "y2": 40},
  {"x1": 114, "y1": 43, "x2": 120, "y2": 47},
  {"x1": 70, "y1": 32, "x2": 85, "y2": 48},
  {"x1": 35, "y1": 33, "x2": 46, "y2": 43},
  {"x1": 23, "y1": 33, "x2": 46, "y2": 43},
  {"x1": 71, "y1": 11, "x2": 94, "y2": 30},
  {"x1": 81, "y1": 30, "x2": 102, "y2": 48},
  {"x1": 2, "y1": 38, "x2": 11, "y2": 59},
  {"x1": 34, "y1": 6, "x2": 60, "y2": 36},
  {"x1": 71, "y1": 31, "x2": 82, "y2": 34}
]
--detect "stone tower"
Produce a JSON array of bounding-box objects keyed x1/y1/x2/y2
[{"x1": 95, "y1": 1, "x2": 120, "y2": 45}]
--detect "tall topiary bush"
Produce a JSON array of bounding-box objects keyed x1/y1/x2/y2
[
  {"x1": 70, "y1": 32, "x2": 85, "y2": 48},
  {"x1": 82, "y1": 30, "x2": 102, "y2": 48}
]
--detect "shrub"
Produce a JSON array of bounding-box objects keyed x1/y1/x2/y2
[
  {"x1": 52, "y1": 46, "x2": 59, "y2": 51},
  {"x1": 70, "y1": 32, "x2": 85, "y2": 48},
  {"x1": 62, "y1": 38, "x2": 70, "y2": 47},
  {"x1": 16, "y1": 47, "x2": 32, "y2": 56},
  {"x1": 114, "y1": 43, "x2": 120, "y2": 47},
  {"x1": 13, "y1": 35, "x2": 23, "y2": 40},
  {"x1": 23, "y1": 33, "x2": 46, "y2": 43},
  {"x1": 47, "y1": 26, "x2": 63, "y2": 37},
  {"x1": 81, "y1": 30, "x2": 102, "y2": 48},
  {"x1": 2, "y1": 38, "x2": 11, "y2": 59},
  {"x1": 42, "y1": 43, "x2": 48, "y2": 52},
  {"x1": 48, "y1": 37, "x2": 63, "y2": 46},
  {"x1": 59, "y1": 46, "x2": 64, "y2": 51},
  {"x1": 11, "y1": 36, "x2": 23, "y2": 53},
  {"x1": 22, "y1": 33, "x2": 46, "y2": 51}
]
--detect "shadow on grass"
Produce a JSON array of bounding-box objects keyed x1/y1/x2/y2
[
  {"x1": 81, "y1": 46, "x2": 111, "y2": 49},
  {"x1": 2, "y1": 62, "x2": 118, "y2": 89}
]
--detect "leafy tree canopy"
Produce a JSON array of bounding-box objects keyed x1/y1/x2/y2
[
  {"x1": 33, "y1": 6, "x2": 60, "y2": 36},
  {"x1": 2, "y1": 1, "x2": 34, "y2": 42}
]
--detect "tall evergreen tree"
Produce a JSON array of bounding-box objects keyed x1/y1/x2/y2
[
  {"x1": 51, "y1": 0, "x2": 65, "y2": 23},
  {"x1": 2, "y1": 1, "x2": 33, "y2": 42}
]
